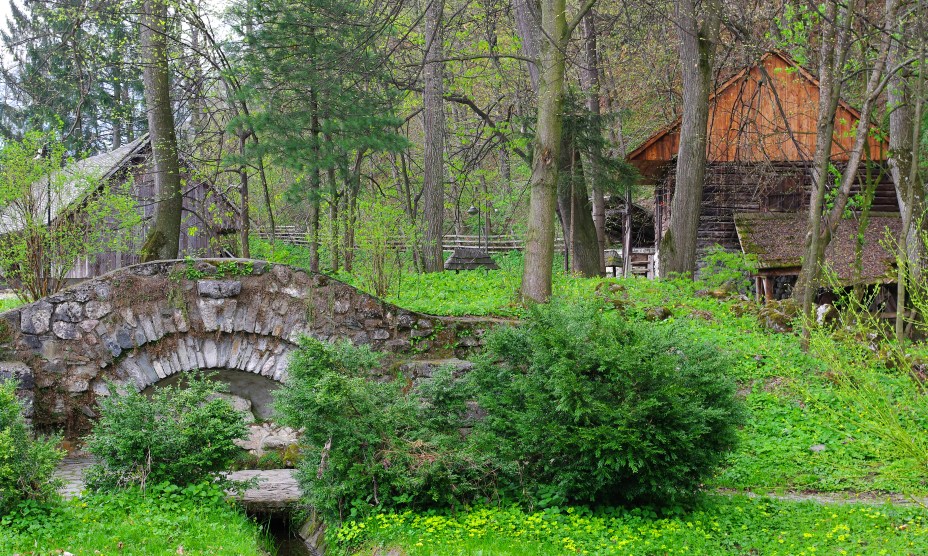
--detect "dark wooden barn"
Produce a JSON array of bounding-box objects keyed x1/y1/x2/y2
[
  {"x1": 626, "y1": 51, "x2": 899, "y2": 291},
  {"x1": 58, "y1": 135, "x2": 237, "y2": 281}
]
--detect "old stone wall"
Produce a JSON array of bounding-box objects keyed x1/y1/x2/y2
[{"x1": 0, "y1": 259, "x2": 500, "y2": 435}]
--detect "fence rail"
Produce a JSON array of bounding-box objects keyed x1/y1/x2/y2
[
  {"x1": 255, "y1": 228, "x2": 566, "y2": 253},
  {"x1": 255, "y1": 227, "x2": 656, "y2": 277}
]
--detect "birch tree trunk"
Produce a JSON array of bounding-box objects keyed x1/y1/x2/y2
[
  {"x1": 422, "y1": 0, "x2": 446, "y2": 272},
  {"x1": 140, "y1": 0, "x2": 183, "y2": 262},
  {"x1": 581, "y1": 11, "x2": 606, "y2": 275},
  {"x1": 658, "y1": 0, "x2": 720, "y2": 277}
]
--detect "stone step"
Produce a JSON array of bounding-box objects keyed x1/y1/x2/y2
[{"x1": 54, "y1": 455, "x2": 301, "y2": 513}]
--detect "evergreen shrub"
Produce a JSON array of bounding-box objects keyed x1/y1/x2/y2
[
  {"x1": 274, "y1": 338, "x2": 496, "y2": 523},
  {"x1": 0, "y1": 380, "x2": 62, "y2": 515},
  {"x1": 469, "y1": 298, "x2": 743, "y2": 506},
  {"x1": 84, "y1": 376, "x2": 248, "y2": 490}
]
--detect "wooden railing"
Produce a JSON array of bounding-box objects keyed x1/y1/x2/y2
[
  {"x1": 254, "y1": 227, "x2": 565, "y2": 253},
  {"x1": 254, "y1": 227, "x2": 656, "y2": 277}
]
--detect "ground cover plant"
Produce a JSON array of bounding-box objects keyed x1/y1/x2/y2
[
  {"x1": 276, "y1": 294, "x2": 743, "y2": 527},
  {"x1": 0, "y1": 482, "x2": 270, "y2": 555},
  {"x1": 334, "y1": 495, "x2": 928, "y2": 555}
]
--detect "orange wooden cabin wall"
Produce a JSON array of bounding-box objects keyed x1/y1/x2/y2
[{"x1": 630, "y1": 53, "x2": 887, "y2": 165}]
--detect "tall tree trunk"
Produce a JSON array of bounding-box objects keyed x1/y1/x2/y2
[
  {"x1": 112, "y1": 69, "x2": 123, "y2": 149},
  {"x1": 189, "y1": 26, "x2": 205, "y2": 140},
  {"x1": 516, "y1": 0, "x2": 597, "y2": 300},
  {"x1": 308, "y1": 89, "x2": 321, "y2": 273},
  {"x1": 239, "y1": 133, "x2": 251, "y2": 258},
  {"x1": 520, "y1": 0, "x2": 569, "y2": 302},
  {"x1": 890, "y1": 9, "x2": 926, "y2": 341},
  {"x1": 581, "y1": 11, "x2": 606, "y2": 275},
  {"x1": 140, "y1": 0, "x2": 183, "y2": 262},
  {"x1": 558, "y1": 148, "x2": 601, "y2": 275},
  {"x1": 796, "y1": 1, "x2": 846, "y2": 319},
  {"x1": 658, "y1": 0, "x2": 720, "y2": 277},
  {"x1": 327, "y1": 164, "x2": 340, "y2": 272},
  {"x1": 422, "y1": 0, "x2": 446, "y2": 272},
  {"x1": 512, "y1": 0, "x2": 541, "y2": 90},
  {"x1": 253, "y1": 136, "x2": 276, "y2": 245},
  {"x1": 796, "y1": 0, "x2": 898, "y2": 323}
]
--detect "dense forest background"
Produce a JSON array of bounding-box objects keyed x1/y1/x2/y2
[{"x1": 0, "y1": 0, "x2": 924, "y2": 308}]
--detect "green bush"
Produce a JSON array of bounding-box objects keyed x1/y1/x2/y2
[
  {"x1": 84, "y1": 376, "x2": 249, "y2": 490},
  {"x1": 697, "y1": 244, "x2": 758, "y2": 294},
  {"x1": 469, "y1": 298, "x2": 743, "y2": 506},
  {"x1": 0, "y1": 381, "x2": 63, "y2": 515},
  {"x1": 274, "y1": 338, "x2": 496, "y2": 523}
]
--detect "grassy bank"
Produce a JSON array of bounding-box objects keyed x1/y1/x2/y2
[{"x1": 0, "y1": 484, "x2": 269, "y2": 555}]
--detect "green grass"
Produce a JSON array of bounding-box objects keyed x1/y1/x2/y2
[
  {"x1": 0, "y1": 484, "x2": 270, "y2": 555},
  {"x1": 333, "y1": 496, "x2": 928, "y2": 555},
  {"x1": 0, "y1": 295, "x2": 25, "y2": 312}
]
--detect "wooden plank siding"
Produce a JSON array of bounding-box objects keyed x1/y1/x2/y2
[
  {"x1": 627, "y1": 51, "x2": 897, "y2": 263},
  {"x1": 654, "y1": 162, "x2": 898, "y2": 253},
  {"x1": 628, "y1": 51, "x2": 887, "y2": 169},
  {"x1": 63, "y1": 141, "x2": 236, "y2": 281}
]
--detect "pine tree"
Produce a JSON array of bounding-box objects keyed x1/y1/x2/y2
[{"x1": 231, "y1": 0, "x2": 406, "y2": 270}]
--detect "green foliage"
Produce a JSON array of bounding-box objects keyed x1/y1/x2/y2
[
  {"x1": 334, "y1": 496, "x2": 928, "y2": 555},
  {"x1": 0, "y1": 381, "x2": 63, "y2": 516},
  {"x1": 84, "y1": 376, "x2": 249, "y2": 491},
  {"x1": 275, "y1": 338, "x2": 497, "y2": 523},
  {"x1": 0, "y1": 482, "x2": 268, "y2": 555},
  {"x1": 0, "y1": 297, "x2": 25, "y2": 313},
  {"x1": 0, "y1": 131, "x2": 141, "y2": 301},
  {"x1": 769, "y1": 2, "x2": 817, "y2": 65},
  {"x1": 251, "y1": 244, "x2": 928, "y2": 497},
  {"x1": 349, "y1": 199, "x2": 418, "y2": 297},
  {"x1": 173, "y1": 257, "x2": 255, "y2": 281},
  {"x1": 697, "y1": 244, "x2": 759, "y2": 294},
  {"x1": 0, "y1": 1, "x2": 143, "y2": 153},
  {"x1": 230, "y1": 0, "x2": 406, "y2": 199},
  {"x1": 469, "y1": 298, "x2": 743, "y2": 506}
]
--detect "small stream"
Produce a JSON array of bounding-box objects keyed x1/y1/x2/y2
[{"x1": 259, "y1": 513, "x2": 315, "y2": 556}]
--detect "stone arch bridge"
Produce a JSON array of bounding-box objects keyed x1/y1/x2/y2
[{"x1": 0, "y1": 259, "x2": 497, "y2": 434}]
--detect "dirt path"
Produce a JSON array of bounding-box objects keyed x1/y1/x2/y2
[{"x1": 715, "y1": 487, "x2": 928, "y2": 507}]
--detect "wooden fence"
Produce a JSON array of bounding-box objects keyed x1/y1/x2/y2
[
  {"x1": 255, "y1": 227, "x2": 565, "y2": 253},
  {"x1": 255, "y1": 226, "x2": 656, "y2": 277}
]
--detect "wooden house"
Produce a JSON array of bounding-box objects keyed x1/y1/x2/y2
[
  {"x1": 23, "y1": 135, "x2": 237, "y2": 283},
  {"x1": 627, "y1": 51, "x2": 899, "y2": 296}
]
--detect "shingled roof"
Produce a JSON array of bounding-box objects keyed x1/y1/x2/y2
[
  {"x1": 734, "y1": 212, "x2": 901, "y2": 284},
  {"x1": 0, "y1": 135, "x2": 149, "y2": 234}
]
